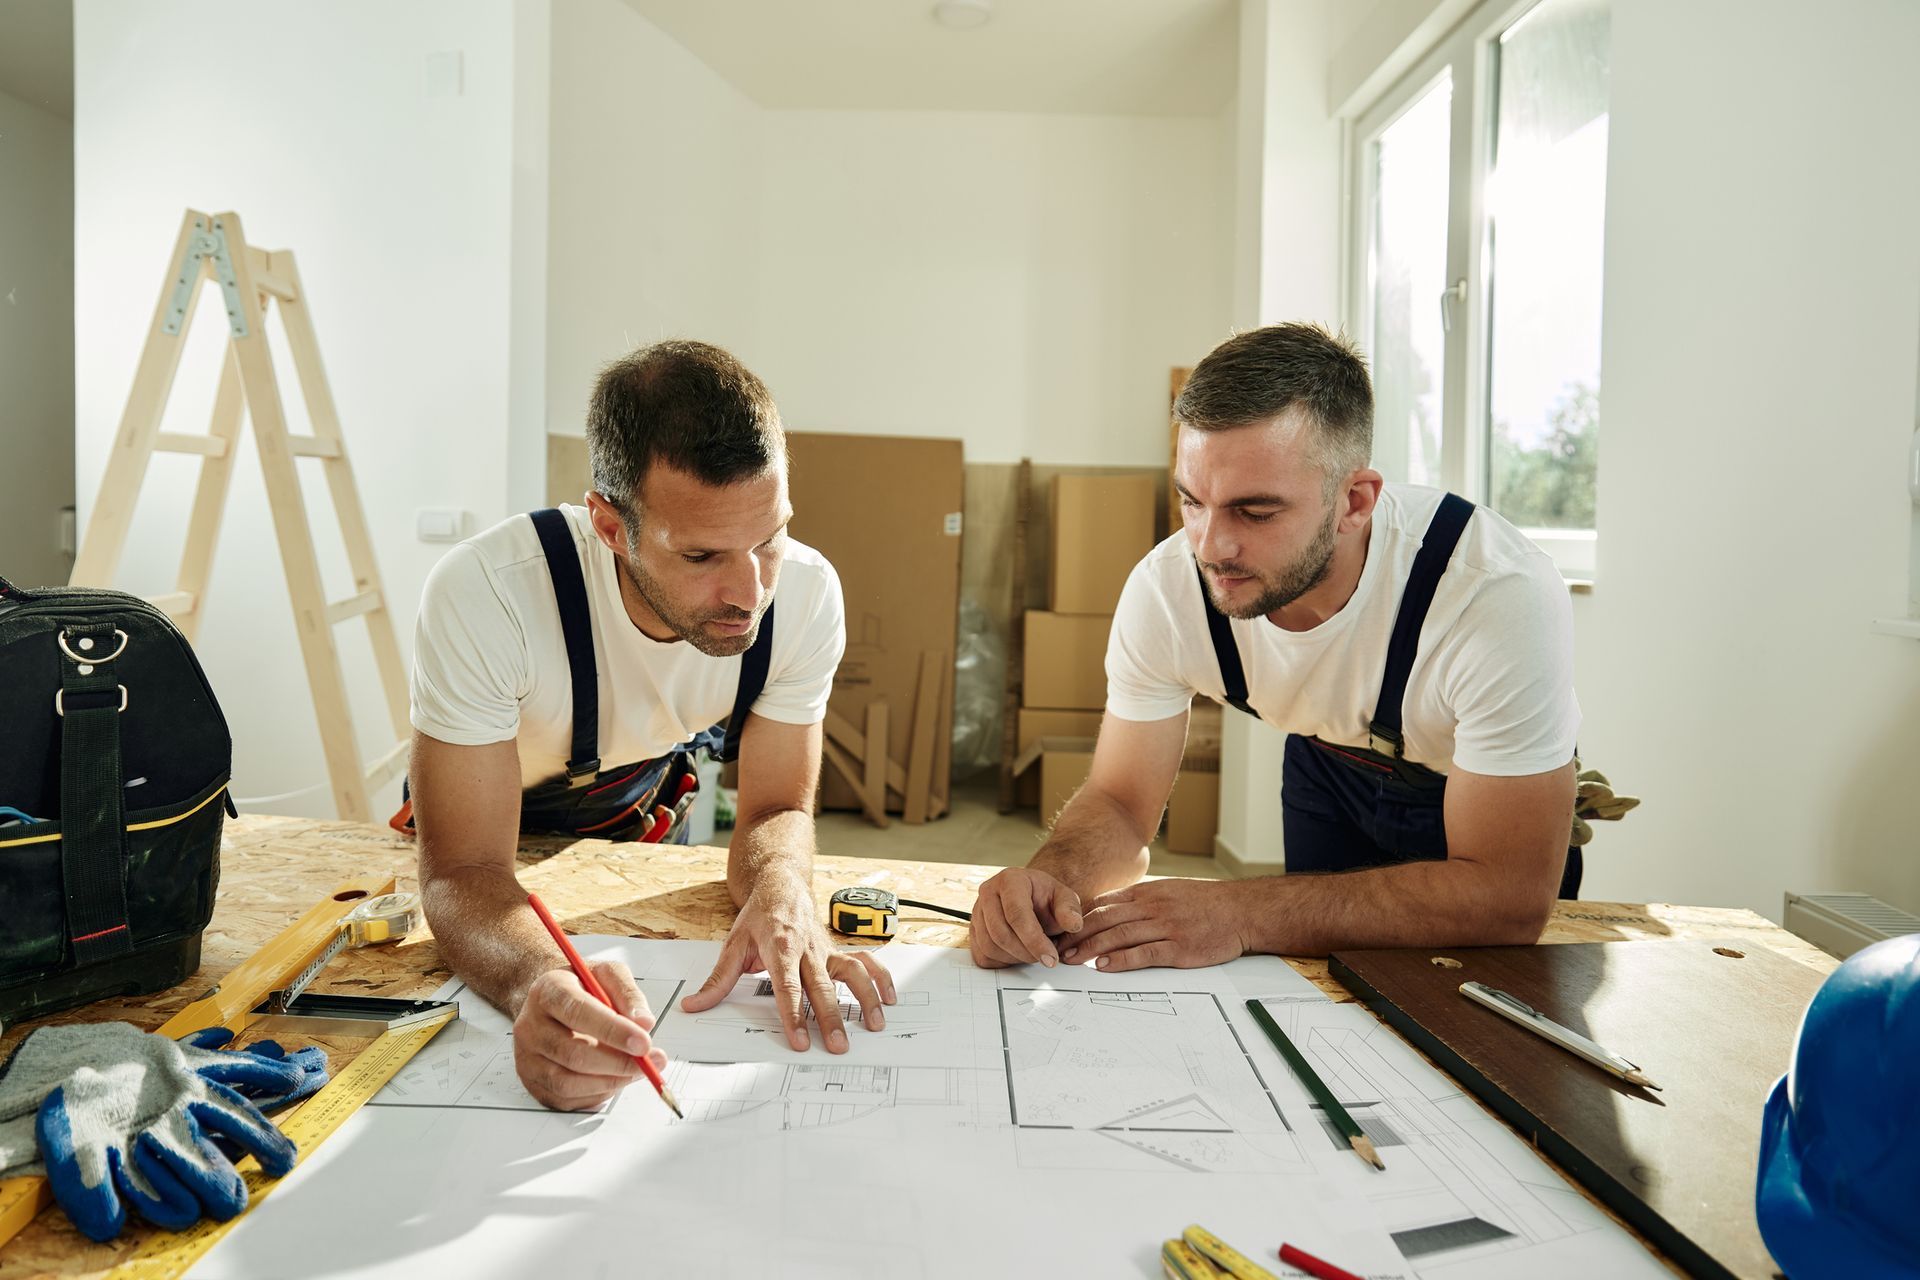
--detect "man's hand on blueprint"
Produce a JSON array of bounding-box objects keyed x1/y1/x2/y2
[
  {"x1": 513, "y1": 961, "x2": 669, "y2": 1111},
  {"x1": 969, "y1": 867, "x2": 1087, "y2": 969},
  {"x1": 1056, "y1": 879, "x2": 1249, "y2": 972},
  {"x1": 681, "y1": 872, "x2": 898, "y2": 1054}
]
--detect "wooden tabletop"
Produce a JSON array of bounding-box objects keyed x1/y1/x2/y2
[{"x1": 0, "y1": 814, "x2": 1838, "y2": 1279}]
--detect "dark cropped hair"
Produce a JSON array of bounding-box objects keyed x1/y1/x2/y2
[
  {"x1": 1174, "y1": 323, "x2": 1373, "y2": 488},
  {"x1": 585, "y1": 340, "x2": 784, "y2": 523}
]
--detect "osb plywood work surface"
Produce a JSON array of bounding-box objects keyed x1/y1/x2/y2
[
  {"x1": 0, "y1": 815, "x2": 1835, "y2": 1278},
  {"x1": 1330, "y1": 941, "x2": 1831, "y2": 1280}
]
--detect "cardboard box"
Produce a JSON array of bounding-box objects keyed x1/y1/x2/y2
[
  {"x1": 1022, "y1": 610, "x2": 1111, "y2": 710},
  {"x1": 1016, "y1": 708, "x2": 1103, "y2": 806},
  {"x1": 788, "y1": 433, "x2": 964, "y2": 815},
  {"x1": 1164, "y1": 765, "x2": 1219, "y2": 855},
  {"x1": 1037, "y1": 736, "x2": 1097, "y2": 823},
  {"x1": 1050, "y1": 474, "x2": 1158, "y2": 614},
  {"x1": 1184, "y1": 698, "x2": 1223, "y2": 768}
]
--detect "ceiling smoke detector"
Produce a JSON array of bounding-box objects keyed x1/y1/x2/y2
[{"x1": 932, "y1": 0, "x2": 992, "y2": 30}]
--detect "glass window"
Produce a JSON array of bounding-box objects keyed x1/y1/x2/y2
[
  {"x1": 1484, "y1": 0, "x2": 1611, "y2": 536},
  {"x1": 1367, "y1": 76, "x2": 1452, "y2": 490}
]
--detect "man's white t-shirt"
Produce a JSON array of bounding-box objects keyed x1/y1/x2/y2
[
  {"x1": 410, "y1": 504, "x2": 845, "y2": 790},
  {"x1": 1105, "y1": 484, "x2": 1579, "y2": 777}
]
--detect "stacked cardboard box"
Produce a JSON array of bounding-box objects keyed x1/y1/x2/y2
[
  {"x1": 1165, "y1": 699, "x2": 1221, "y2": 855},
  {"x1": 1020, "y1": 475, "x2": 1155, "y2": 815}
]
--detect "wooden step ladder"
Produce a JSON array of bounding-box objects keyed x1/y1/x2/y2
[{"x1": 70, "y1": 208, "x2": 409, "y2": 823}]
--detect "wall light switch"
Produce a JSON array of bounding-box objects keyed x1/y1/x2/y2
[
  {"x1": 416, "y1": 508, "x2": 469, "y2": 543},
  {"x1": 426, "y1": 50, "x2": 464, "y2": 98}
]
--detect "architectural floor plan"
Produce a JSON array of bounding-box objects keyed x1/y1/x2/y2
[{"x1": 188, "y1": 941, "x2": 1671, "y2": 1280}]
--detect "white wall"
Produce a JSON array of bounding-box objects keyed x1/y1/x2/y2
[
  {"x1": 752, "y1": 109, "x2": 1231, "y2": 465},
  {"x1": 545, "y1": 0, "x2": 763, "y2": 452},
  {"x1": 74, "y1": 0, "x2": 528, "y2": 817},
  {"x1": 0, "y1": 84, "x2": 74, "y2": 589},
  {"x1": 1571, "y1": 0, "x2": 1920, "y2": 918},
  {"x1": 1214, "y1": 0, "x2": 1376, "y2": 871}
]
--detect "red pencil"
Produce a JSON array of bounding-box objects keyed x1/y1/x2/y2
[
  {"x1": 527, "y1": 891, "x2": 683, "y2": 1118},
  {"x1": 1279, "y1": 1243, "x2": 1364, "y2": 1280}
]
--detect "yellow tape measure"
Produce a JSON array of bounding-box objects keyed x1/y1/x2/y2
[{"x1": 111, "y1": 1004, "x2": 458, "y2": 1279}]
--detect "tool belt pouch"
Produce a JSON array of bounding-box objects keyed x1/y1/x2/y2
[
  {"x1": 517, "y1": 743, "x2": 707, "y2": 842},
  {"x1": 0, "y1": 575, "x2": 233, "y2": 1026}
]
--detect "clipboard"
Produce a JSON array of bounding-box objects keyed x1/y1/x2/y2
[{"x1": 1328, "y1": 940, "x2": 1828, "y2": 1280}]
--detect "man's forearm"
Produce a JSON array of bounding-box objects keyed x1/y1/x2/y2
[
  {"x1": 1230, "y1": 857, "x2": 1554, "y2": 957},
  {"x1": 1029, "y1": 785, "x2": 1153, "y2": 902},
  {"x1": 725, "y1": 806, "x2": 815, "y2": 907},
  {"x1": 420, "y1": 865, "x2": 567, "y2": 1017}
]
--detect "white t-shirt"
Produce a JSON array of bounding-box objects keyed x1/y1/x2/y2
[
  {"x1": 410, "y1": 504, "x2": 845, "y2": 789},
  {"x1": 1105, "y1": 484, "x2": 1579, "y2": 777}
]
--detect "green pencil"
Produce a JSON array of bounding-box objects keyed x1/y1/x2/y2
[{"x1": 1245, "y1": 998, "x2": 1384, "y2": 1170}]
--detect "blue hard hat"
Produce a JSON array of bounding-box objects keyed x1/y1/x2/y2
[{"x1": 1756, "y1": 932, "x2": 1920, "y2": 1279}]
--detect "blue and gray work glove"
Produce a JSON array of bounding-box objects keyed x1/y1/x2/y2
[{"x1": 0, "y1": 1022, "x2": 328, "y2": 1242}]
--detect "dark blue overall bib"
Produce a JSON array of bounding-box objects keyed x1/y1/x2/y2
[
  {"x1": 391, "y1": 507, "x2": 772, "y2": 843},
  {"x1": 1199, "y1": 493, "x2": 1582, "y2": 898}
]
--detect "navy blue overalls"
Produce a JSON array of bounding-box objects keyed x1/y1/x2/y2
[
  {"x1": 391, "y1": 507, "x2": 772, "y2": 843},
  {"x1": 1198, "y1": 492, "x2": 1583, "y2": 898}
]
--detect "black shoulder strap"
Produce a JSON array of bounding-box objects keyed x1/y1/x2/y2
[
  {"x1": 1370, "y1": 492, "x2": 1475, "y2": 757},
  {"x1": 1195, "y1": 560, "x2": 1258, "y2": 718},
  {"x1": 58, "y1": 620, "x2": 136, "y2": 965},
  {"x1": 529, "y1": 508, "x2": 600, "y2": 786},
  {"x1": 717, "y1": 599, "x2": 775, "y2": 763}
]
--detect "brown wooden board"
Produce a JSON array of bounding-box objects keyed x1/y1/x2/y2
[{"x1": 1329, "y1": 940, "x2": 1827, "y2": 1280}]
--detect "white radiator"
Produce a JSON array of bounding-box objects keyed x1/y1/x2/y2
[{"x1": 1783, "y1": 891, "x2": 1920, "y2": 959}]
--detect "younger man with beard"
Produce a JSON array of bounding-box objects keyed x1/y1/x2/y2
[
  {"x1": 969, "y1": 324, "x2": 1582, "y2": 972},
  {"x1": 408, "y1": 341, "x2": 894, "y2": 1112}
]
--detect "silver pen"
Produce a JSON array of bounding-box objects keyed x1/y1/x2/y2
[{"x1": 1459, "y1": 981, "x2": 1662, "y2": 1090}]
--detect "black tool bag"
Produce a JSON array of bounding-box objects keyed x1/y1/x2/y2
[{"x1": 0, "y1": 575, "x2": 234, "y2": 1026}]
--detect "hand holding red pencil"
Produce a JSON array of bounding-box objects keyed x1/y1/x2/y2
[{"x1": 525, "y1": 892, "x2": 682, "y2": 1117}]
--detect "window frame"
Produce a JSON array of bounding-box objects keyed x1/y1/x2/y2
[{"x1": 1342, "y1": 0, "x2": 1601, "y2": 583}]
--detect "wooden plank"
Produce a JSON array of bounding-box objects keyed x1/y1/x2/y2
[
  {"x1": 244, "y1": 244, "x2": 296, "y2": 301},
  {"x1": 1330, "y1": 942, "x2": 1829, "y2": 1280},
  {"x1": 277, "y1": 249, "x2": 413, "y2": 750},
  {"x1": 903, "y1": 650, "x2": 943, "y2": 825},
  {"x1": 821, "y1": 738, "x2": 886, "y2": 828},
  {"x1": 863, "y1": 702, "x2": 890, "y2": 829},
  {"x1": 824, "y1": 709, "x2": 908, "y2": 799},
  {"x1": 153, "y1": 431, "x2": 229, "y2": 458},
  {"x1": 172, "y1": 344, "x2": 246, "y2": 644},
  {"x1": 71, "y1": 209, "x2": 212, "y2": 587},
  {"x1": 326, "y1": 589, "x2": 382, "y2": 625},
  {"x1": 930, "y1": 659, "x2": 951, "y2": 819},
  {"x1": 217, "y1": 211, "x2": 372, "y2": 824},
  {"x1": 147, "y1": 591, "x2": 195, "y2": 618},
  {"x1": 286, "y1": 434, "x2": 343, "y2": 458},
  {"x1": 997, "y1": 457, "x2": 1031, "y2": 811},
  {"x1": 362, "y1": 738, "x2": 410, "y2": 792}
]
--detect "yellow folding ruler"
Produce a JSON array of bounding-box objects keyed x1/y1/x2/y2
[
  {"x1": 111, "y1": 1001, "x2": 456, "y2": 1278},
  {"x1": 0, "y1": 873, "x2": 449, "y2": 1261}
]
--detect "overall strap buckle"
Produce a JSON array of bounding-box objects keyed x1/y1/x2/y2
[{"x1": 1367, "y1": 722, "x2": 1404, "y2": 759}]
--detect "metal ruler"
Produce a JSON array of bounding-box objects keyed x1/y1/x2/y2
[{"x1": 109, "y1": 1003, "x2": 458, "y2": 1279}]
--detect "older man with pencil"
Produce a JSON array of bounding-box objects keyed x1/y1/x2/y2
[{"x1": 407, "y1": 341, "x2": 895, "y2": 1112}]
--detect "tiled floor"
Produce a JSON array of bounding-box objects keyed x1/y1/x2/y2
[{"x1": 810, "y1": 781, "x2": 1227, "y2": 880}]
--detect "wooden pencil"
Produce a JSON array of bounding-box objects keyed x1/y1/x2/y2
[
  {"x1": 1244, "y1": 999, "x2": 1383, "y2": 1170},
  {"x1": 529, "y1": 891, "x2": 683, "y2": 1118}
]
